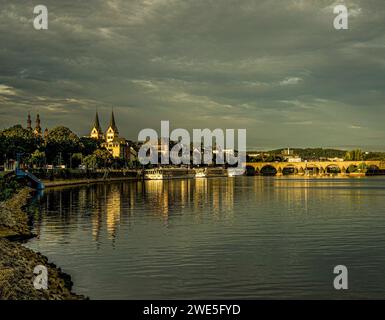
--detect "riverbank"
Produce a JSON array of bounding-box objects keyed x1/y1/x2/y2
[
  {"x1": 0, "y1": 188, "x2": 33, "y2": 239},
  {"x1": 0, "y1": 187, "x2": 84, "y2": 300},
  {"x1": 41, "y1": 173, "x2": 379, "y2": 189},
  {"x1": 43, "y1": 176, "x2": 138, "y2": 188}
]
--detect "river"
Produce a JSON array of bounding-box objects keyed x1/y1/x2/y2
[{"x1": 25, "y1": 176, "x2": 385, "y2": 299}]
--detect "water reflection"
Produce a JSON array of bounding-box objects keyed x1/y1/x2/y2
[
  {"x1": 40, "y1": 178, "x2": 237, "y2": 245},
  {"x1": 26, "y1": 177, "x2": 385, "y2": 299}
]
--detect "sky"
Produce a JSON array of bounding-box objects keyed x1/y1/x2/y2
[{"x1": 0, "y1": 0, "x2": 384, "y2": 150}]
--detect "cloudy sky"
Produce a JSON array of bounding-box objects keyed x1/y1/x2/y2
[{"x1": 0, "y1": 0, "x2": 384, "y2": 150}]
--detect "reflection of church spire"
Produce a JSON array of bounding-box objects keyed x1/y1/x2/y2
[{"x1": 106, "y1": 186, "x2": 121, "y2": 242}]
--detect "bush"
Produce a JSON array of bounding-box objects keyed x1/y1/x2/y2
[{"x1": 0, "y1": 175, "x2": 21, "y2": 202}]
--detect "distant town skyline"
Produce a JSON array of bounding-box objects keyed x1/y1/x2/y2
[{"x1": 1, "y1": 1, "x2": 385, "y2": 151}]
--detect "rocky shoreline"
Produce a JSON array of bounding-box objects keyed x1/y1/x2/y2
[{"x1": 0, "y1": 187, "x2": 85, "y2": 300}]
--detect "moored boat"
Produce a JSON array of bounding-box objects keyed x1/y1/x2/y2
[
  {"x1": 227, "y1": 168, "x2": 246, "y2": 177},
  {"x1": 144, "y1": 168, "x2": 195, "y2": 180},
  {"x1": 194, "y1": 168, "x2": 207, "y2": 178}
]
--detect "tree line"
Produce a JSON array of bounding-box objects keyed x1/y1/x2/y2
[{"x1": 0, "y1": 125, "x2": 131, "y2": 169}]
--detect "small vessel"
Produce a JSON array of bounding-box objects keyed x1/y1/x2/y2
[
  {"x1": 144, "y1": 169, "x2": 164, "y2": 180},
  {"x1": 227, "y1": 168, "x2": 245, "y2": 177},
  {"x1": 144, "y1": 168, "x2": 195, "y2": 180},
  {"x1": 194, "y1": 168, "x2": 207, "y2": 178},
  {"x1": 348, "y1": 172, "x2": 366, "y2": 178},
  {"x1": 206, "y1": 167, "x2": 228, "y2": 177}
]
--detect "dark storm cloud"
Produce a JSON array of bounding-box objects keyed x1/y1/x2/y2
[{"x1": 0, "y1": 0, "x2": 384, "y2": 149}]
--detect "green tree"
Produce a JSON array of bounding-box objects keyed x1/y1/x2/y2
[
  {"x1": 83, "y1": 154, "x2": 97, "y2": 169},
  {"x1": 1, "y1": 125, "x2": 39, "y2": 160},
  {"x1": 80, "y1": 137, "x2": 100, "y2": 156},
  {"x1": 0, "y1": 132, "x2": 5, "y2": 163},
  {"x1": 357, "y1": 162, "x2": 368, "y2": 173},
  {"x1": 83, "y1": 149, "x2": 113, "y2": 169},
  {"x1": 344, "y1": 149, "x2": 363, "y2": 161},
  {"x1": 29, "y1": 149, "x2": 46, "y2": 168},
  {"x1": 45, "y1": 126, "x2": 81, "y2": 166},
  {"x1": 71, "y1": 153, "x2": 83, "y2": 168},
  {"x1": 363, "y1": 152, "x2": 385, "y2": 161},
  {"x1": 347, "y1": 164, "x2": 358, "y2": 173},
  {"x1": 93, "y1": 149, "x2": 113, "y2": 167}
]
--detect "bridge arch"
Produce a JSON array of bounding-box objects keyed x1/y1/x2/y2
[
  {"x1": 245, "y1": 160, "x2": 383, "y2": 176},
  {"x1": 367, "y1": 165, "x2": 380, "y2": 175},
  {"x1": 325, "y1": 164, "x2": 341, "y2": 174},
  {"x1": 246, "y1": 165, "x2": 256, "y2": 176},
  {"x1": 282, "y1": 165, "x2": 298, "y2": 175},
  {"x1": 346, "y1": 164, "x2": 358, "y2": 173},
  {"x1": 304, "y1": 164, "x2": 320, "y2": 175},
  {"x1": 260, "y1": 165, "x2": 277, "y2": 176}
]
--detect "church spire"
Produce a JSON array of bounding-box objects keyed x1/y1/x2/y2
[
  {"x1": 90, "y1": 111, "x2": 103, "y2": 140},
  {"x1": 27, "y1": 112, "x2": 32, "y2": 130},
  {"x1": 109, "y1": 110, "x2": 119, "y2": 133},
  {"x1": 34, "y1": 114, "x2": 42, "y2": 136},
  {"x1": 106, "y1": 110, "x2": 119, "y2": 142},
  {"x1": 93, "y1": 111, "x2": 102, "y2": 132},
  {"x1": 35, "y1": 114, "x2": 41, "y2": 129}
]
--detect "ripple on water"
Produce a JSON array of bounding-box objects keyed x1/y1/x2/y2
[{"x1": 24, "y1": 177, "x2": 385, "y2": 299}]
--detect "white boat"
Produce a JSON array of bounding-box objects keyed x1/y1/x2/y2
[
  {"x1": 194, "y1": 168, "x2": 207, "y2": 178},
  {"x1": 144, "y1": 168, "x2": 195, "y2": 180},
  {"x1": 144, "y1": 169, "x2": 164, "y2": 180},
  {"x1": 227, "y1": 168, "x2": 245, "y2": 177}
]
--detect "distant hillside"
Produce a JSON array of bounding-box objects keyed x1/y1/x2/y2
[
  {"x1": 269, "y1": 148, "x2": 347, "y2": 160},
  {"x1": 247, "y1": 148, "x2": 385, "y2": 161}
]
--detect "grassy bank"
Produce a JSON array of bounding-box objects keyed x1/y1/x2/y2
[
  {"x1": 0, "y1": 188, "x2": 33, "y2": 239},
  {"x1": 0, "y1": 172, "x2": 20, "y2": 202},
  {"x1": 43, "y1": 175, "x2": 138, "y2": 188}
]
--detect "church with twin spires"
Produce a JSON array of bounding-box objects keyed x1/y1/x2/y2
[
  {"x1": 27, "y1": 113, "x2": 49, "y2": 139},
  {"x1": 90, "y1": 111, "x2": 136, "y2": 162}
]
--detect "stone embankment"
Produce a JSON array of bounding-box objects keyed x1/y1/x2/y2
[{"x1": 0, "y1": 187, "x2": 84, "y2": 300}]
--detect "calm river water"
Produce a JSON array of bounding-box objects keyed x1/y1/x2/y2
[{"x1": 25, "y1": 177, "x2": 385, "y2": 299}]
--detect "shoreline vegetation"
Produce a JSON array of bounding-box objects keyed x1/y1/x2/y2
[{"x1": 0, "y1": 175, "x2": 84, "y2": 300}]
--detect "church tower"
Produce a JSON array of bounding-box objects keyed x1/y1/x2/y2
[
  {"x1": 90, "y1": 111, "x2": 104, "y2": 140},
  {"x1": 106, "y1": 110, "x2": 119, "y2": 143},
  {"x1": 27, "y1": 113, "x2": 32, "y2": 130},
  {"x1": 34, "y1": 114, "x2": 42, "y2": 137}
]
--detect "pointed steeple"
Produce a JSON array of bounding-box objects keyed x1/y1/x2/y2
[
  {"x1": 35, "y1": 114, "x2": 41, "y2": 129},
  {"x1": 106, "y1": 109, "x2": 119, "y2": 142},
  {"x1": 93, "y1": 111, "x2": 102, "y2": 132},
  {"x1": 109, "y1": 110, "x2": 119, "y2": 133},
  {"x1": 27, "y1": 112, "x2": 32, "y2": 130},
  {"x1": 90, "y1": 111, "x2": 103, "y2": 140},
  {"x1": 34, "y1": 114, "x2": 42, "y2": 136}
]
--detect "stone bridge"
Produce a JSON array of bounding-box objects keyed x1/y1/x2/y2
[{"x1": 245, "y1": 160, "x2": 385, "y2": 176}]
